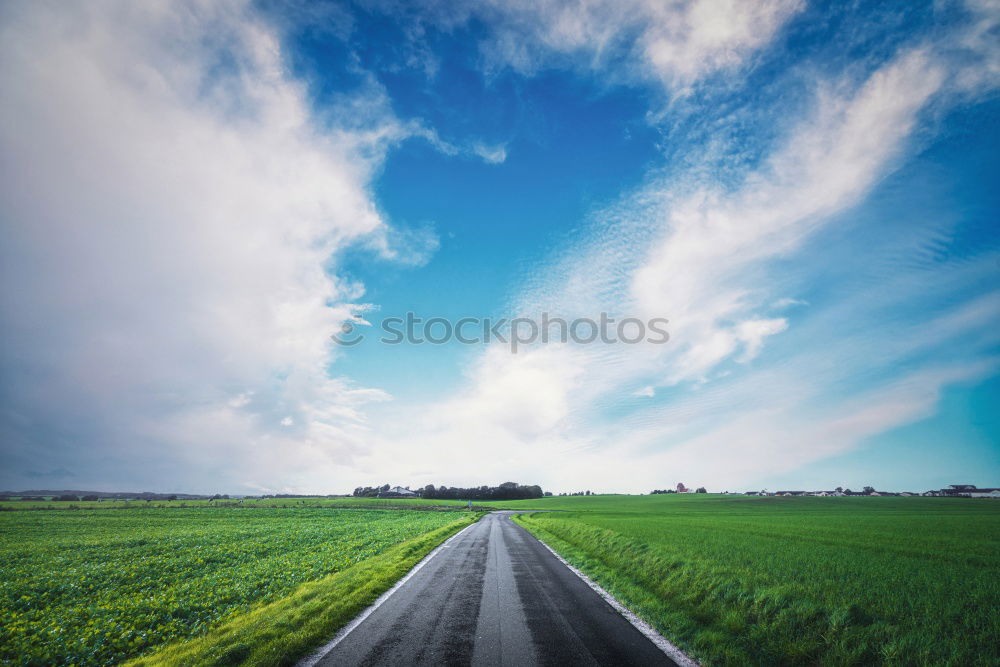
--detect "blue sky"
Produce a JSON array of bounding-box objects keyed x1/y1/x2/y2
[{"x1": 0, "y1": 0, "x2": 997, "y2": 494}]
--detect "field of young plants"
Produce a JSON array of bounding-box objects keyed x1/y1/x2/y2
[
  {"x1": 0, "y1": 496, "x2": 472, "y2": 511},
  {"x1": 508, "y1": 494, "x2": 1000, "y2": 666},
  {"x1": 0, "y1": 506, "x2": 472, "y2": 665}
]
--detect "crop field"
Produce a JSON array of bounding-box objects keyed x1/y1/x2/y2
[
  {"x1": 0, "y1": 507, "x2": 472, "y2": 665},
  {"x1": 0, "y1": 496, "x2": 472, "y2": 511},
  {"x1": 509, "y1": 494, "x2": 1000, "y2": 666}
]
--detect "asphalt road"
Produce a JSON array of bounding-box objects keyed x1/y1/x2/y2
[{"x1": 312, "y1": 511, "x2": 677, "y2": 667}]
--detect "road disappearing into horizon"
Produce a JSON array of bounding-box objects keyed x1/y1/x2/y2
[{"x1": 306, "y1": 511, "x2": 682, "y2": 666}]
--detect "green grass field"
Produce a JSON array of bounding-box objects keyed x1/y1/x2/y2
[
  {"x1": 0, "y1": 496, "x2": 473, "y2": 512},
  {"x1": 3, "y1": 494, "x2": 997, "y2": 666},
  {"x1": 506, "y1": 494, "x2": 1000, "y2": 666},
  {"x1": 0, "y1": 506, "x2": 473, "y2": 665}
]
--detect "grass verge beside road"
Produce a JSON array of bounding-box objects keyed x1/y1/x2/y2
[
  {"x1": 511, "y1": 495, "x2": 1000, "y2": 666},
  {"x1": 128, "y1": 518, "x2": 474, "y2": 666}
]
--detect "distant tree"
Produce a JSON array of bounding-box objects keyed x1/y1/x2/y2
[
  {"x1": 835, "y1": 486, "x2": 843, "y2": 493},
  {"x1": 81, "y1": 495, "x2": 99, "y2": 501},
  {"x1": 544, "y1": 491, "x2": 553, "y2": 497},
  {"x1": 167, "y1": 495, "x2": 177, "y2": 501},
  {"x1": 695, "y1": 487, "x2": 707, "y2": 493},
  {"x1": 55, "y1": 494, "x2": 79, "y2": 502},
  {"x1": 863, "y1": 486, "x2": 875, "y2": 495},
  {"x1": 844, "y1": 488, "x2": 853, "y2": 495}
]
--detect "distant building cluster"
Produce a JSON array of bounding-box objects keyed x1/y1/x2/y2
[
  {"x1": 921, "y1": 484, "x2": 1000, "y2": 498},
  {"x1": 378, "y1": 486, "x2": 416, "y2": 498},
  {"x1": 649, "y1": 483, "x2": 707, "y2": 494},
  {"x1": 738, "y1": 484, "x2": 1000, "y2": 498}
]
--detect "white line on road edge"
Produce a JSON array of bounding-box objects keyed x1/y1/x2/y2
[
  {"x1": 297, "y1": 520, "x2": 478, "y2": 667},
  {"x1": 533, "y1": 537, "x2": 700, "y2": 667}
]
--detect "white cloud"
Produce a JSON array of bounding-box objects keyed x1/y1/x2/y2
[
  {"x1": 771, "y1": 297, "x2": 808, "y2": 309},
  {"x1": 0, "y1": 0, "x2": 408, "y2": 491},
  {"x1": 735, "y1": 318, "x2": 788, "y2": 362},
  {"x1": 954, "y1": 0, "x2": 1000, "y2": 93},
  {"x1": 356, "y1": 38, "x2": 1000, "y2": 493},
  {"x1": 2, "y1": 1, "x2": 997, "y2": 495},
  {"x1": 435, "y1": 345, "x2": 583, "y2": 440},
  {"x1": 632, "y1": 48, "x2": 945, "y2": 383},
  {"x1": 624, "y1": 359, "x2": 999, "y2": 490},
  {"x1": 406, "y1": 123, "x2": 509, "y2": 165},
  {"x1": 475, "y1": 0, "x2": 804, "y2": 90},
  {"x1": 471, "y1": 142, "x2": 508, "y2": 165}
]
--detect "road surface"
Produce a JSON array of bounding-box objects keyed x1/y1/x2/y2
[{"x1": 311, "y1": 511, "x2": 677, "y2": 666}]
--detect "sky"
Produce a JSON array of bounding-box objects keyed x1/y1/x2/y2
[{"x1": 1, "y1": 0, "x2": 998, "y2": 495}]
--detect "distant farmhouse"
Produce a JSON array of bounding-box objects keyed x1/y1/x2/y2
[
  {"x1": 759, "y1": 484, "x2": 999, "y2": 498},
  {"x1": 924, "y1": 484, "x2": 1000, "y2": 498},
  {"x1": 377, "y1": 486, "x2": 417, "y2": 498}
]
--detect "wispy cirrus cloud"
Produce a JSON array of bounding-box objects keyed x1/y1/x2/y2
[
  {"x1": 345, "y1": 0, "x2": 803, "y2": 101},
  {"x1": 355, "y1": 23, "x2": 1000, "y2": 492},
  {"x1": 473, "y1": 0, "x2": 804, "y2": 92},
  {"x1": 631, "y1": 48, "x2": 946, "y2": 383}
]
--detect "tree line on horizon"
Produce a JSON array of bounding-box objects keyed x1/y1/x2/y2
[{"x1": 352, "y1": 481, "x2": 547, "y2": 500}]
